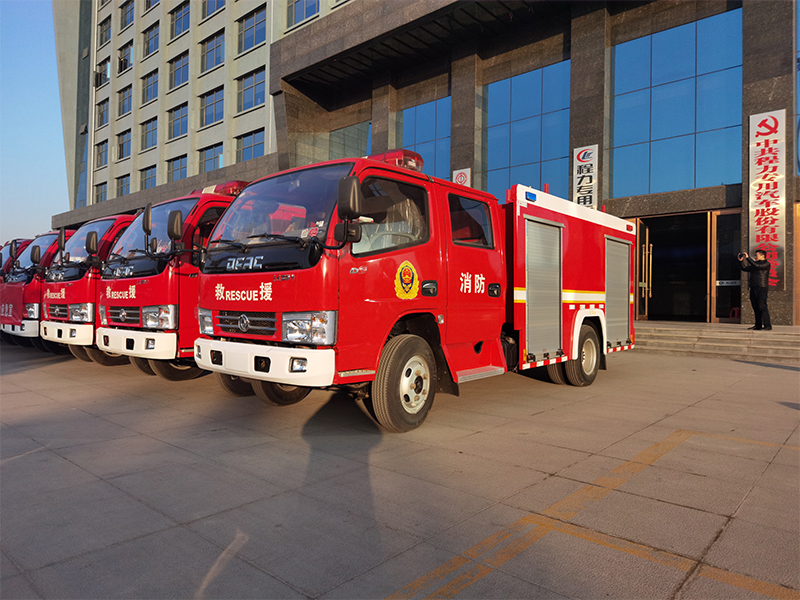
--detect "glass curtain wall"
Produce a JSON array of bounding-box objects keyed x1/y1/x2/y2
[
  {"x1": 397, "y1": 97, "x2": 451, "y2": 180},
  {"x1": 611, "y1": 9, "x2": 742, "y2": 197},
  {"x1": 329, "y1": 121, "x2": 372, "y2": 160},
  {"x1": 483, "y1": 60, "x2": 571, "y2": 201}
]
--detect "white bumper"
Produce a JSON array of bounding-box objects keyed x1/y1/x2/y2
[
  {"x1": 194, "y1": 338, "x2": 335, "y2": 386},
  {"x1": 1, "y1": 320, "x2": 39, "y2": 338},
  {"x1": 40, "y1": 321, "x2": 94, "y2": 345},
  {"x1": 96, "y1": 327, "x2": 177, "y2": 360}
]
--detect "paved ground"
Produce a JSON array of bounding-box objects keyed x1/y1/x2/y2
[{"x1": 0, "y1": 342, "x2": 798, "y2": 600}]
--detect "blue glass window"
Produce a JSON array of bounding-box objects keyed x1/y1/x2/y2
[
  {"x1": 399, "y1": 97, "x2": 451, "y2": 180},
  {"x1": 329, "y1": 121, "x2": 371, "y2": 159},
  {"x1": 610, "y1": 9, "x2": 742, "y2": 197},
  {"x1": 483, "y1": 60, "x2": 571, "y2": 201}
]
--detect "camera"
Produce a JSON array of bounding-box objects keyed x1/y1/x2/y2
[{"x1": 737, "y1": 253, "x2": 744, "y2": 260}]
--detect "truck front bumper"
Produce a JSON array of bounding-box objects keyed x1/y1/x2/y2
[
  {"x1": 1, "y1": 320, "x2": 39, "y2": 337},
  {"x1": 40, "y1": 321, "x2": 94, "y2": 345},
  {"x1": 194, "y1": 338, "x2": 335, "y2": 387},
  {"x1": 96, "y1": 327, "x2": 177, "y2": 360}
]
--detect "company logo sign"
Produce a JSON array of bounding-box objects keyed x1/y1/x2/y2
[
  {"x1": 576, "y1": 149, "x2": 594, "y2": 163},
  {"x1": 394, "y1": 261, "x2": 420, "y2": 300},
  {"x1": 572, "y1": 144, "x2": 599, "y2": 209},
  {"x1": 238, "y1": 314, "x2": 250, "y2": 332}
]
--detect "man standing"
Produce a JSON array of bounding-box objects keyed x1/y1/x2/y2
[{"x1": 739, "y1": 250, "x2": 772, "y2": 331}]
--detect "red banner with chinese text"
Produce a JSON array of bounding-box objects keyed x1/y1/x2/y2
[{"x1": 0, "y1": 283, "x2": 24, "y2": 325}]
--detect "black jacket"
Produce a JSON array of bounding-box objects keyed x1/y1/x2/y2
[{"x1": 740, "y1": 257, "x2": 770, "y2": 288}]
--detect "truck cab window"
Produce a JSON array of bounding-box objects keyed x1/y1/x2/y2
[
  {"x1": 193, "y1": 206, "x2": 226, "y2": 249},
  {"x1": 352, "y1": 177, "x2": 429, "y2": 256},
  {"x1": 448, "y1": 194, "x2": 493, "y2": 248}
]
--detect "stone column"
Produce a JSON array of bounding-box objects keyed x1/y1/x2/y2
[
  {"x1": 449, "y1": 42, "x2": 483, "y2": 188},
  {"x1": 272, "y1": 80, "x2": 328, "y2": 171},
  {"x1": 569, "y1": 2, "x2": 608, "y2": 204},
  {"x1": 741, "y1": 0, "x2": 795, "y2": 325},
  {"x1": 371, "y1": 75, "x2": 398, "y2": 154}
]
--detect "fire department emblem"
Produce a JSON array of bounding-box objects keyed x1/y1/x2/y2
[{"x1": 394, "y1": 260, "x2": 420, "y2": 300}]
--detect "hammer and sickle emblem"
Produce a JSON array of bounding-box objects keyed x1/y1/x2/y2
[{"x1": 755, "y1": 115, "x2": 779, "y2": 137}]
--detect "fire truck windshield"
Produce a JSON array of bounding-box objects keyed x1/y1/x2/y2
[
  {"x1": 208, "y1": 163, "x2": 352, "y2": 254},
  {"x1": 13, "y1": 234, "x2": 57, "y2": 271},
  {"x1": 60, "y1": 219, "x2": 115, "y2": 264}
]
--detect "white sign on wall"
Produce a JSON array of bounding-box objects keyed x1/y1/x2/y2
[
  {"x1": 748, "y1": 109, "x2": 785, "y2": 289},
  {"x1": 452, "y1": 168, "x2": 471, "y2": 187},
  {"x1": 572, "y1": 145, "x2": 598, "y2": 209}
]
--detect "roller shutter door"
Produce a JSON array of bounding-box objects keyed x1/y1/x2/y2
[
  {"x1": 526, "y1": 219, "x2": 561, "y2": 359},
  {"x1": 606, "y1": 238, "x2": 630, "y2": 346}
]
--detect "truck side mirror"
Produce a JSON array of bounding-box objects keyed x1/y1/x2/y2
[
  {"x1": 30, "y1": 245, "x2": 41, "y2": 265},
  {"x1": 333, "y1": 222, "x2": 362, "y2": 243},
  {"x1": 337, "y1": 177, "x2": 363, "y2": 220},
  {"x1": 142, "y1": 203, "x2": 153, "y2": 236},
  {"x1": 167, "y1": 210, "x2": 183, "y2": 241},
  {"x1": 58, "y1": 227, "x2": 66, "y2": 251},
  {"x1": 0, "y1": 251, "x2": 4, "y2": 267},
  {"x1": 9, "y1": 240, "x2": 17, "y2": 260},
  {"x1": 85, "y1": 230, "x2": 98, "y2": 255}
]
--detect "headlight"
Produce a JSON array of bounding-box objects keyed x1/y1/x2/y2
[
  {"x1": 24, "y1": 303, "x2": 39, "y2": 319},
  {"x1": 98, "y1": 305, "x2": 108, "y2": 326},
  {"x1": 142, "y1": 305, "x2": 177, "y2": 329},
  {"x1": 197, "y1": 307, "x2": 213, "y2": 335},
  {"x1": 282, "y1": 311, "x2": 336, "y2": 345},
  {"x1": 68, "y1": 303, "x2": 94, "y2": 323}
]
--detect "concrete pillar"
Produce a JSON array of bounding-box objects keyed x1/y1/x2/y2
[
  {"x1": 371, "y1": 75, "x2": 398, "y2": 154},
  {"x1": 449, "y1": 43, "x2": 483, "y2": 189},
  {"x1": 741, "y1": 0, "x2": 796, "y2": 325},
  {"x1": 569, "y1": 3, "x2": 609, "y2": 203},
  {"x1": 273, "y1": 81, "x2": 328, "y2": 171}
]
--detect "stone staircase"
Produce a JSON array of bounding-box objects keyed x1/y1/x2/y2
[{"x1": 633, "y1": 321, "x2": 800, "y2": 366}]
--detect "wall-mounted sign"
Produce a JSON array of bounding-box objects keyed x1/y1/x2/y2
[
  {"x1": 748, "y1": 109, "x2": 785, "y2": 289},
  {"x1": 452, "y1": 168, "x2": 471, "y2": 187},
  {"x1": 573, "y1": 145, "x2": 598, "y2": 209}
]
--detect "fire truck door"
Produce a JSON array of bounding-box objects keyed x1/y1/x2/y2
[
  {"x1": 525, "y1": 218, "x2": 562, "y2": 360},
  {"x1": 444, "y1": 193, "x2": 505, "y2": 375},
  {"x1": 606, "y1": 238, "x2": 632, "y2": 347}
]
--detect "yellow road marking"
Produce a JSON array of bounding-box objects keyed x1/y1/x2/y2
[{"x1": 387, "y1": 429, "x2": 800, "y2": 600}]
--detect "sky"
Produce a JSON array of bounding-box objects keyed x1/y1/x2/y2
[{"x1": 0, "y1": 0, "x2": 70, "y2": 243}]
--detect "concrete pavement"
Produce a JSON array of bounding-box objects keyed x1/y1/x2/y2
[{"x1": 1, "y1": 343, "x2": 798, "y2": 599}]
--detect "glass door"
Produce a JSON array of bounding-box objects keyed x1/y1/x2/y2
[
  {"x1": 711, "y1": 210, "x2": 741, "y2": 323},
  {"x1": 630, "y1": 218, "x2": 651, "y2": 320}
]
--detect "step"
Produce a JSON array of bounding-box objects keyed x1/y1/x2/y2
[
  {"x1": 635, "y1": 339, "x2": 800, "y2": 359},
  {"x1": 637, "y1": 332, "x2": 800, "y2": 347},
  {"x1": 633, "y1": 346, "x2": 800, "y2": 366}
]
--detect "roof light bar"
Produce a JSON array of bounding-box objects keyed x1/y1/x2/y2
[{"x1": 367, "y1": 149, "x2": 424, "y2": 172}]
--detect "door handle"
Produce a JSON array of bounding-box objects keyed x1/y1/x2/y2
[
  {"x1": 648, "y1": 243, "x2": 653, "y2": 299},
  {"x1": 421, "y1": 280, "x2": 438, "y2": 297},
  {"x1": 488, "y1": 283, "x2": 501, "y2": 297}
]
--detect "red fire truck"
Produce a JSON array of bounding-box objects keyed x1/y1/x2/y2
[
  {"x1": 0, "y1": 231, "x2": 74, "y2": 351},
  {"x1": 194, "y1": 151, "x2": 636, "y2": 431},
  {"x1": 39, "y1": 215, "x2": 135, "y2": 362},
  {"x1": 94, "y1": 181, "x2": 247, "y2": 379}
]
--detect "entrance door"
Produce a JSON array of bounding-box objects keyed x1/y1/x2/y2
[
  {"x1": 711, "y1": 210, "x2": 741, "y2": 323},
  {"x1": 631, "y1": 219, "x2": 651, "y2": 320}
]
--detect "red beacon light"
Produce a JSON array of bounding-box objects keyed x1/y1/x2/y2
[
  {"x1": 368, "y1": 149, "x2": 424, "y2": 172},
  {"x1": 199, "y1": 180, "x2": 249, "y2": 197}
]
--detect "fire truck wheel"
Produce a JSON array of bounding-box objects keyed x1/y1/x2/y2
[
  {"x1": 215, "y1": 373, "x2": 254, "y2": 396},
  {"x1": 12, "y1": 336, "x2": 34, "y2": 347},
  {"x1": 68, "y1": 345, "x2": 94, "y2": 362},
  {"x1": 148, "y1": 360, "x2": 204, "y2": 381},
  {"x1": 130, "y1": 356, "x2": 157, "y2": 376},
  {"x1": 565, "y1": 324, "x2": 600, "y2": 387},
  {"x1": 42, "y1": 340, "x2": 71, "y2": 355},
  {"x1": 1, "y1": 331, "x2": 18, "y2": 345},
  {"x1": 372, "y1": 334, "x2": 436, "y2": 433},
  {"x1": 546, "y1": 362, "x2": 568, "y2": 385},
  {"x1": 85, "y1": 346, "x2": 131, "y2": 366},
  {"x1": 252, "y1": 381, "x2": 310, "y2": 405},
  {"x1": 31, "y1": 337, "x2": 49, "y2": 353}
]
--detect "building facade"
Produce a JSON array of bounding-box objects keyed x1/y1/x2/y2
[{"x1": 53, "y1": 0, "x2": 798, "y2": 325}]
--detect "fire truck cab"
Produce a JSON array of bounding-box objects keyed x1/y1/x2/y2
[
  {"x1": 94, "y1": 182, "x2": 247, "y2": 379},
  {"x1": 39, "y1": 215, "x2": 135, "y2": 362},
  {"x1": 0, "y1": 231, "x2": 75, "y2": 351},
  {"x1": 194, "y1": 151, "x2": 635, "y2": 432}
]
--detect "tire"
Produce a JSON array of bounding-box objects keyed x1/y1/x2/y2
[
  {"x1": 31, "y1": 337, "x2": 49, "y2": 352},
  {"x1": 252, "y1": 381, "x2": 310, "y2": 405},
  {"x1": 130, "y1": 356, "x2": 157, "y2": 376},
  {"x1": 1, "y1": 331, "x2": 18, "y2": 345},
  {"x1": 215, "y1": 372, "x2": 254, "y2": 396},
  {"x1": 564, "y1": 324, "x2": 600, "y2": 387},
  {"x1": 148, "y1": 359, "x2": 204, "y2": 381},
  {"x1": 546, "y1": 361, "x2": 568, "y2": 385},
  {"x1": 85, "y1": 346, "x2": 130, "y2": 366},
  {"x1": 42, "y1": 339, "x2": 71, "y2": 355},
  {"x1": 371, "y1": 334, "x2": 436, "y2": 433},
  {"x1": 69, "y1": 345, "x2": 94, "y2": 362}
]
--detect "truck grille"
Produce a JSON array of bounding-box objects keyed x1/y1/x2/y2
[
  {"x1": 48, "y1": 304, "x2": 68, "y2": 320},
  {"x1": 108, "y1": 306, "x2": 141, "y2": 325},
  {"x1": 216, "y1": 311, "x2": 277, "y2": 336}
]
